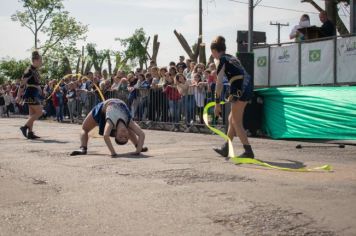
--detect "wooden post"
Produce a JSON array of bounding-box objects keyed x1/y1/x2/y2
[{"x1": 199, "y1": 43, "x2": 206, "y2": 65}]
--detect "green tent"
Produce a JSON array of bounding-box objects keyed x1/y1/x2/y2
[{"x1": 255, "y1": 87, "x2": 356, "y2": 140}]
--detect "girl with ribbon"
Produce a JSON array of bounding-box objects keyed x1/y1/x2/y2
[{"x1": 211, "y1": 36, "x2": 255, "y2": 159}]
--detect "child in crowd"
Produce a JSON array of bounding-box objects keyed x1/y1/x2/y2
[
  {"x1": 66, "y1": 82, "x2": 77, "y2": 123},
  {"x1": 52, "y1": 87, "x2": 64, "y2": 122},
  {"x1": 192, "y1": 73, "x2": 208, "y2": 124}
]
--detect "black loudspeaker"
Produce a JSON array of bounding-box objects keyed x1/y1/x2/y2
[
  {"x1": 237, "y1": 31, "x2": 266, "y2": 53},
  {"x1": 237, "y1": 52, "x2": 254, "y2": 83}
]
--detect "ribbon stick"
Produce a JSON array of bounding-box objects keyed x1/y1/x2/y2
[
  {"x1": 203, "y1": 101, "x2": 332, "y2": 172},
  {"x1": 46, "y1": 73, "x2": 106, "y2": 102}
]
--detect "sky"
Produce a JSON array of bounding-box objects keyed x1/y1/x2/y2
[{"x1": 0, "y1": 0, "x2": 351, "y2": 68}]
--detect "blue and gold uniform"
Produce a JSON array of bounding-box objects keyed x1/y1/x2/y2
[
  {"x1": 22, "y1": 65, "x2": 42, "y2": 105},
  {"x1": 216, "y1": 54, "x2": 253, "y2": 102},
  {"x1": 91, "y1": 99, "x2": 132, "y2": 136}
]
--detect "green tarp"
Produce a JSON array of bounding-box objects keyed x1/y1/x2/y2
[{"x1": 255, "y1": 87, "x2": 356, "y2": 140}]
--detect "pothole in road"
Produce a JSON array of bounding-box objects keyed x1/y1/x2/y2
[
  {"x1": 211, "y1": 204, "x2": 335, "y2": 236},
  {"x1": 140, "y1": 168, "x2": 255, "y2": 186}
]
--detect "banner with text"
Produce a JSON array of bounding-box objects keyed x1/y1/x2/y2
[
  {"x1": 337, "y1": 36, "x2": 356, "y2": 83},
  {"x1": 270, "y1": 45, "x2": 299, "y2": 86}
]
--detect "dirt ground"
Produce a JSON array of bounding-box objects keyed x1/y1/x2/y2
[{"x1": 0, "y1": 118, "x2": 355, "y2": 236}]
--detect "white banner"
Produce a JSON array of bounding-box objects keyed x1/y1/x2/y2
[
  {"x1": 270, "y1": 45, "x2": 299, "y2": 86},
  {"x1": 301, "y1": 40, "x2": 334, "y2": 85},
  {"x1": 337, "y1": 36, "x2": 356, "y2": 83},
  {"x1": 253, "y1": 47, "x2": 269, "y2": 87}
]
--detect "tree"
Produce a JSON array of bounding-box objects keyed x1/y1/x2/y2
[
  {"x1": 116, "y1": 28, "x2": 148, "y2": 69},
  {"x1": 0, "y1": 58, "x2": 31, "y2": 82},
  {"x1": 11, "y1": 0, "x2": 88, "y2": 56},
  {"x1": 86, "y1": 43, "x2": 108, "y2": 73}
]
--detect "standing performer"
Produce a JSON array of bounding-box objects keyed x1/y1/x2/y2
[
  {"x1": 211, "y1": 36, "x2": 255, "y2": 158},
  {"x1": 70, "y1": 98, "x2": 147, "y2": 157},
  {"x1": 17, "y1": 51, "x2": 43, "y2": 139}
]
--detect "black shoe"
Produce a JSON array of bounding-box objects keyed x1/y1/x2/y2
[
  {"x1": 238, "y1": 145, "x2": 255, "y2": 159},
  {"x1": 135, "y1": 145, "x2": 148, "y2": 152},
  {"x1": 213, "y1": 142, "x2": 229, "y2": 158},
  {"x1": 70, "y1": 147, "x2": 87, "y2": 156},
  {"x1": 27, "y1": 131, "x2": 40, "y2": 139},
  {"x1": 20, "y1": 126, "x2": 28, "y2": 138}
]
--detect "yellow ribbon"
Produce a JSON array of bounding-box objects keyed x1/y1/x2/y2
[
  {"x1": 46, "y1": 73, "x2": 106, "y2": 102},
  {"x1": 203, "y1": 101, "x2": 333, "y2": 172}
]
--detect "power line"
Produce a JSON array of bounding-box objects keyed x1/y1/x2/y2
[{"x1": 227, "y1": 0, "x2": 324, "y2": 15}]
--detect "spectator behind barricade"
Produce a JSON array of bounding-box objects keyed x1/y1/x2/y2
[
  {"x1": 100, "y1": 79, "x2": 111, "y2": 99},
  {"x1": 0, "y1": 86, "x2": 5, "y2": 117},
  {"x1": 77, "y1": 76, "x2": 89, "y2": 117},
  {"x1": 148, "y1": 60, "x2": 157, "y2": 71},
  {"x1": 319, "y1": 11, "x2": 336, "y2": 37},
  {"x1": 177, "y1": 65, "x2": 185, "y2": 74},
  {"x1": 176, "y1": 56, "x2": 187, "y2": 70},
  {"x1": 4, "y1": 86, "x2": 15, "y2": 117},
  {"x1": 193, "y1": 63, "x2": 205, "y2": 75},
  {"x1": 163, "y1": 72, "x2": 182, "y2": 131},
  {"x1": 66, "y1": 82, "x2": 76, "y2": 123},
  {"x1": 148, "y1": 67, "x2": 160, "y2": 121},
  {"x1": 169, "y1": 66, "x2": 178, "y2": 78},
  {"x1": 169, "y1": 61, "x2": 176, "y2": 68},
  {"x1": 183, "y1": 59, "x2": 192, "y2": 78},
  {"x1": 9, "y1": 83, "x2": 18, "y2": 114},
  {"x1": 186, "y1": 61, "x2": 196, "y2": 80},
  {"x1": 208, "y1": 62, "x2": 216, "y2": 72},
  {"x1": 157, "y1": 67, "x2": 168, "y2": 122},
  {"x1": 102, "y1": 69, "x2": 109, "y2": 81},
  {"x1": 176, "y1": 73, "x2": 194, "y2": 131},
  {"x1": 192, "y1": 73, "x2": 208, "y2": 124},
  {"x1": 43, "y1": 79, "x2": 56, "y2": 118},
  {"x1": 128, "y1": 72, "x2": 139, "y2": 119},
  {"x1": 111, "y1": 70, "x2": 124, "y2": 90},
  {"x1": 158, "y1": 67, "x2": 167, "y2": 87},
  {"x1": 135, "y1": 73, "x2": 151, "y2": 121},
  {"x1": 52, "y1": 86, "x2": 64, "y2": 122},
  {"x1": 289, "y1": 14, "x2": 310, "y2": 42}
]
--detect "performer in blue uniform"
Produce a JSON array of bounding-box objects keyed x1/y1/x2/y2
[
  {"x1": 70, "y1": 98, "x2": 147, "y2": 157},
  {"x1": 211, "y1": 36, "x2": 255, "y2": 158},
  {"x1": 17, "y1": 51, "x2": 43, "y2": 139}
]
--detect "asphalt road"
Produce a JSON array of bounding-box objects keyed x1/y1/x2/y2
[{"x1": 0, "y1": 118, "x2": 355, "y2": 236}]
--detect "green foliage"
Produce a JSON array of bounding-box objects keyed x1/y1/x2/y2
[
  {"x1": 11, "y1": 0, "x2": 87, "y2": 80},
  {"x1": 86, "y1": 43, "x2": 108, "y2": 72},
  {"x1": 116, "y1": 28, "x2": 148, "y2": 69},
  {"x1": 0, "y1": 58, "x2": 31, "y2": 83},
  {"x1": 113, "y1": 52, "x2": 131, "y2": 73}
]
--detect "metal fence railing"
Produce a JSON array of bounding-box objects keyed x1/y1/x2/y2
[{"x1": 2, "y1": 87, "x2": 231, "y2": 134}]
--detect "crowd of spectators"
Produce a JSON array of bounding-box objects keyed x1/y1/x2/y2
[{"x1": 0, "y1": 56, "x2": 230, "y2": 132}]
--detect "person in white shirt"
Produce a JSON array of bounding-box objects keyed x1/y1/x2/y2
[{"x1": 290, "y1": 14, "x2": 311, "y2": 42}]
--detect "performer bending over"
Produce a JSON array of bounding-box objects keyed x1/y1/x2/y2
[
  {"x1": 70, "y1": 98, "x2": 147, "y2": 157},
  {"x1": 211, "y1": 36, "x2": 255, "y2": 158},
  {"x1": 17, "y1": 51, "x2": 43, "y2": 139}
]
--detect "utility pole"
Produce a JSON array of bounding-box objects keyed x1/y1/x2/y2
[
  {"x1": 248, "y1": 0, "x2": 254, "y2": 52},
  {"x1": 199, "y1": 0, "x2": 202, "y2": 38},
  {"x1": 352, "y1": 0, "x2": 356, "y2": 34},
  {"x1": 270, "y1": 22, "x2": 289, "y2": 44}
]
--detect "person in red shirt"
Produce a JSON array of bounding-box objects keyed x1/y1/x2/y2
[{"x1": 163, "y1": 72, "x2": 182, "y2": 131}]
